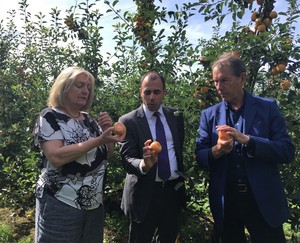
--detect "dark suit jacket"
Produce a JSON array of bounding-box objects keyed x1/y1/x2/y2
[
  {"x1": 119, "y1": 105, "x2": 186, "y2": 223},
  {"x1": 196, "y1": 92, "x2": 295, "y2": 231}
]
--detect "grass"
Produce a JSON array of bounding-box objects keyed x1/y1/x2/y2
[
  {"x1": 0, "y1": 207, "x2": 299, "y2": 243},
  {"x1": 0, "y1": 223, "x2": 15, "y2": 243},
  {"x1": 0, "y1": 208, "x2": 35, "y2": 243}
]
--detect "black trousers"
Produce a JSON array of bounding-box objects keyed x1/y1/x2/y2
[
  {"x1": 128, "y1": 180, "x2": 182, "y2": 243},
  {"x1": 219, "y1": 183, "x2": 286, "y2": 243}
]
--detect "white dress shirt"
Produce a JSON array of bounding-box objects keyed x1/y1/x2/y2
[{"x1": 140, "y1": 104, "x2": 179, "y2": 181}]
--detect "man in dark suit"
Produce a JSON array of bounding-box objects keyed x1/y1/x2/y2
[
  {"x1": 195, "y1": 53, "x2": 295, "y2": 243},
  {"x1": 119, "y1": 71, "x2": 186, "y2": 243}
]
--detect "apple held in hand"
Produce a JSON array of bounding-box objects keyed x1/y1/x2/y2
[
  {"x1": 218, "y1": 130, "x2": 232, "y2": 141},
  {"x1": 114, "y1": 121, "x2": 126, "y2": 136},
  {"x1": 149, "y1": 141, "x2": 162, "y2": 154}
]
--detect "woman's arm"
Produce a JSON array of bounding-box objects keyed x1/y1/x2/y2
[{"x1": 42, "y1": 127, "x2": 124, "y2": 167}]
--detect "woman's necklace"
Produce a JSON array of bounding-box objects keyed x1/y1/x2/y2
[
  {"x1": 68, "y1": 112, "x2": 81, "y2": 119},
  {"x1": 61, "y1": 109, "x2": 81, "y2": 119}
]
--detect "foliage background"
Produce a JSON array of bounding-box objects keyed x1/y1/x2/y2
[{"x1": 0, "y1": 0, "x2": 299, "y2": 242}]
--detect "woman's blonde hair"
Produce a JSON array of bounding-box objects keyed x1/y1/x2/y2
[{"x1": 47, "y1": 67, "x2": 95, "y2": 111}]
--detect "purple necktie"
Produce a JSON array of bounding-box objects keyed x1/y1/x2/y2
[{"x1": 154, "y1": 112, "x2": 171, "y2": 181}]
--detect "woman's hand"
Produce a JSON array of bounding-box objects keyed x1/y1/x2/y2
[
  {"x1": 98, "y1": 126, "x2": 126, "y2": 146},
  {"x1": 98, "y1": 112, "x2": 113, "y2": 131}
]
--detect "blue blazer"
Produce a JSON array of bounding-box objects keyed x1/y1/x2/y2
[{"x1": 196, "y1": 92, "x2": 295, "y2": 231}]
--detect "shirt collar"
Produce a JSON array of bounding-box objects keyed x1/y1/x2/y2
[{"x1": 142, "y1": 104, "x2": 163, "y2": 119}]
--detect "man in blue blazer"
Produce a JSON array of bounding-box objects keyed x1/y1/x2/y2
[
  {"x1": 119, "y1": 71, "x2": 186, "y2": 243},
  {"x1": 196, "y1": 53, "x2": 295, "y2": 243}
]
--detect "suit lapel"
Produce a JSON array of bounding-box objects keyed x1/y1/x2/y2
[
  {"x1": 243, "y1": 93, "x2": 257, "y2": 134},
  {"x1": 164, "y1": 107, "x2": 179, "y2": 143},
  {"x1": 136, "y1": 105, "x2": 153, "y2": 140},
  {"x1": 216, "y1": 101, "x2": 227, "y2": 126},
  {"x1": 163, "y1": 107, "x2": 184, "y2": 171}
]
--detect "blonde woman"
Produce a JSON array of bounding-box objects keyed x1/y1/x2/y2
[{"x1": 34, "y1": 67, "x2": 125, "y2": 242}]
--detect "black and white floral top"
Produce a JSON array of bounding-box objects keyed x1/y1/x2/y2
[{"x1": 34, "y1": 108, "x2": 108, "y2": 210}]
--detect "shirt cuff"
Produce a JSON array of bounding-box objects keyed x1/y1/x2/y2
[
  {"x1": 245, "y1": 136, "x2": 255, "y2": 158},
  {"x1": 139, "y1": 160, "x2": 148, "y2": 174}
]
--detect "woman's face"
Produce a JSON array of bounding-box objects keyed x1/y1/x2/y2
[{"x1": 65, "y1": 73, "x2": 92, "y2": 110}]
